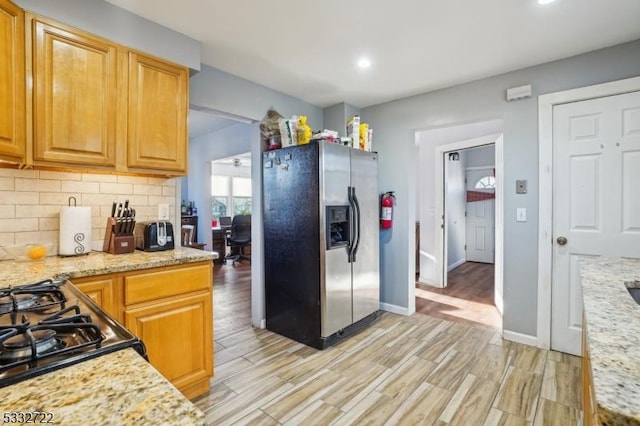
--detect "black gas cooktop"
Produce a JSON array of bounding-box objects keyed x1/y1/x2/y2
[{"x1": 0, "y1": 278, "x2": 146, "y2": 388}]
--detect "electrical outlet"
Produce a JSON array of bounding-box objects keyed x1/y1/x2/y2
[
  {"x1": 158, "y1": 203, "x2": 169, "y2": 220},
  {"x1": 516, "y1": 180, "x2": 527, "y2": 194}
]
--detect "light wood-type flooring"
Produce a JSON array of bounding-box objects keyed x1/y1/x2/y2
[
  {"x1": 196, "y1": 263, "x2": 581, "y2": 425},
  {"x1": 416, "y1": 262, "x2": 502, "y2": 331}
]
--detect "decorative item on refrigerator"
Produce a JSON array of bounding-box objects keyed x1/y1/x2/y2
[
  {"x1": 59, "y1": 197, "x2": 91, "y2": 256},
  {"x1": 346, "y1": 115, "x2": 360, "y2": 148}
]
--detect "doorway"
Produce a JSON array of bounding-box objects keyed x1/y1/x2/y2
[
  {"x1": 417, "y1": 142, "x2": 501, "y2": 330},
  {"x1": 435, "y1": 133, "x2": 504, "y2": 310}
]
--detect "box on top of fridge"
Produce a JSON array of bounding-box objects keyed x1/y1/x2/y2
[{"x1": 346, "y1": 115, "x2": 360, "y2": 148}]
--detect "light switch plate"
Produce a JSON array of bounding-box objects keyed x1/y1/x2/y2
[
  {"x1": 517, "y1": 208, "x2": 527, "y2": 222},
  {"x1": 516, "y1": 180, "x2": 527, "y2": 194},
  {"x1": 158, "y1": 203, "x2": 169, "y2": 220}
]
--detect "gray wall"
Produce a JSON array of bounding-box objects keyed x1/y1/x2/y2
[
  {"x1": 190, "y1": 65, "x2": 323, "y2": 130},
  {"x1": 189, "y1": 64, "x2": 326, "y2": 329},
  {"x1": 363, "y1": 39, "x2": 640, "y2": 336},
  {"x1": 15, "y1": 0, "x2": 200, "y2": 70},
  {"x1": 466, "y1": 145, "x2": 495, "y2": 168},
  {"x1": 323, "y1": 103, "x2": 362, "y2": 135},
  {"x1": 188, "y1": 123, "x2": 252, "y2": 248}
]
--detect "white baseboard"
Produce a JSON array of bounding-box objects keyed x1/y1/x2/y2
[
  {"x1": 502, "y1": 329, "x2": 538, "y2": 347},
  {"x1": 380, "y1": 302, "x2": 411, "y2": 316},
  {"x1": 447, "y1": 258, "x2": 465, "y2": 272}
]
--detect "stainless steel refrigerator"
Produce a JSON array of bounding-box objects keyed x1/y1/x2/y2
[{"x1": 263, "y1": 141, "x2": 380, "y2": 349}]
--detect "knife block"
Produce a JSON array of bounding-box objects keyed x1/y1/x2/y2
[{"x1": 103, "y1": 218, "x2": 135, "y2": 254}]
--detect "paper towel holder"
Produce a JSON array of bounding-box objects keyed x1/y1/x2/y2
[{"x1": 59, "y1": 196, "x2": 91, "y2": 257}]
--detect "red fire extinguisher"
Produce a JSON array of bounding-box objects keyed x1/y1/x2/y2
[{"x1": 380, "y1": 192, "x2": 395, "y2": 229}]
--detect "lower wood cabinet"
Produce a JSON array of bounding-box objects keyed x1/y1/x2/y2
[
  {"x1": 71, "y1": 260, "x2": 213, "y2": 400},
  {"x1": 125, "y1": 292, "x2": 212, "y2": 399},
  {"x1": 582, "y1": 316, "x2": 598, "y2": 425},
  {"x1": 72, "y1": 276, "x2": 119, "y2": 321}
]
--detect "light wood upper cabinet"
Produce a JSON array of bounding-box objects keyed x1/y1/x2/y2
[
  {"x1": 127, "y1": 52, "x2": 188, "y2": 173},
  {"x1": 30, "y1": 16, "x2": 117, "y2": 167},
  {"x1": 20, "y1": 13, "x2": 188, "y2": 175},
  {"x1": 0, "y1": 0, "x2": 25, "y2": 162}
]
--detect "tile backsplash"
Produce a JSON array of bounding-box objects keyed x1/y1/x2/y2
[{"x1": 0, "y1": 168, "x2": 176, "y2": 252}]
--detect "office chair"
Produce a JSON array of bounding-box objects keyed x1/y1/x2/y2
[{"x1": 224, "y1": 215, "x2": 251, "y2": 265}]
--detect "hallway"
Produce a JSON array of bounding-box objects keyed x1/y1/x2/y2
[{"x1": 416, "y1": 262, "x2": 501, "y2": 331}]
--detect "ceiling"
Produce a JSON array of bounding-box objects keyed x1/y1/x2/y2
[
  {"x1": 212, "y1": 152, "x2": 251, "y2": 168},
  {"x1": 189, "y1": 109, "x2": 238, "y2": 139},
  {"x1": 105, "y1": 0, "x2": 640, "y2": 108}
]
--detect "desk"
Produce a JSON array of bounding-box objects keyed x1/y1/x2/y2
[
  {"x1": 211, "y1": 227, "x2": 226, "y2": 264},
  {"x1": 185, "y1": 242, "x2": 206, "y2": 250}
]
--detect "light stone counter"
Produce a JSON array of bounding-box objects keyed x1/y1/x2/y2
[
  {"x1": 0, "y1": 348, "x2": 205, "y2": 425},
  {"x1": 580, "y1": 256, "x2": 640, "y2": 425},
  {"x1": 0, "y1": 247, "x2": 216, "y2": 424},
  {"x1": 0, "y1": 247, "x2": 218, "y2": 286}
]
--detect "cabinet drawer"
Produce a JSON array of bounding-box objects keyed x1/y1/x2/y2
[{"x1": 124, "y1": 264, "x2": 211, "y2": 305}]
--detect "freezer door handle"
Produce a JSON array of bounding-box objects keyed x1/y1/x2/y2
[
  {"x1": 347, "y1": 186, "x2": 357, "y2": 263},
  {"x1": 352, "y1": 187, "x2": 361, "y2": 262}
]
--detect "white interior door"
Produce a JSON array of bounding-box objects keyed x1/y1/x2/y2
[
  {"x1": 552, "y1": 90, "x2": 640, "y2": 355},
  {"x1": 465, "y1": 169, "x2": 495, "y2": 264}
]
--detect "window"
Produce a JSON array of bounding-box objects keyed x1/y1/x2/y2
[
  {"x1": 211, "y1": 174, "x2": 252, "y2": 217},
  {"x1": 474, "y1": 176, "x2": 495, "y2": 189},
  {"x1": 232, "y1": 177, "x2": 252, "y2": 215},
  {"x1": 211, "y1": 175, "x2": 230, "y2": 217}
]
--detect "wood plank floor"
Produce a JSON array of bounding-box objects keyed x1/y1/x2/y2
[
  {"x1": 197, "y1": 263, "x2": 581, "y2": 425},
  {"x1": 416, "y1": 262, "x2": 501, "y2": 331}
]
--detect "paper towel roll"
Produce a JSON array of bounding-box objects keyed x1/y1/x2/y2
[{"x1": 59, "y1": 206, "x2": 92, "y2": 256}]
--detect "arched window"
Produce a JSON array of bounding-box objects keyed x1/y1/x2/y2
[{"x1": 474, "y1": 176, "x2": 495, "y2": 189}]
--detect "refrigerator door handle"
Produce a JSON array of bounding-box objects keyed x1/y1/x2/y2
[
  {"x1": 352, "y1": 187, "x2": 361, "y2": 262},
  {"x1": 347, "y1": 186, "x2": 356, "y2": 263}
]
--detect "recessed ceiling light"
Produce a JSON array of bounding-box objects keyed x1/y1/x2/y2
[
  {"x1": 357, "y1": 58, "x2": 371, "y2": 69},
  {"x1": 538, "y1": 0, "x2": 555, "y2": 4}
]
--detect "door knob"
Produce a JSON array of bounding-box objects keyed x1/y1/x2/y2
[{"x1": 556, "y1": 236, "x2": 568, "y2": 246}]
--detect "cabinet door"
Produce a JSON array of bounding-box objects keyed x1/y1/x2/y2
[
  {"x1": 124, "y1": 292, "x2": 213, "y2": 397},
  {"x1": 0, "y1": 0, "x2": 25, "y2": 162},
  {"x1": 582, "y1": 319, "x2": 598, "y2": 425},
  {"x1": 73, "y1": 276, "x2": 119, "y2": 321},
  {"x1": 31, "y1": 17, "x2": 117, "y2": 167},
  {"x1": 127, "y1": 52, "x2": 187, "y2": 173}
]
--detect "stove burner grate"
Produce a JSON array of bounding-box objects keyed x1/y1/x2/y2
[
  {"x1": 0, "y1": 329, "x2": 65, "y2": 362},
  {"x1": 0, "y1": 304, "x2": 104, "y2": 372},
  {"x1": 0, "y1": 279, "x2": 67, "y2": 317}
]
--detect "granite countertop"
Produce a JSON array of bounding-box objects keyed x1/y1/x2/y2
[
  {"x1": 0, "y1": 247, "x2": 218, "y2": 286},
  {"x1": 580, "y1": 256, "x2": 640, "y2": 425},
  {"x1": 0, "y1": 348, "x2": 205, "y2": 425}
]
